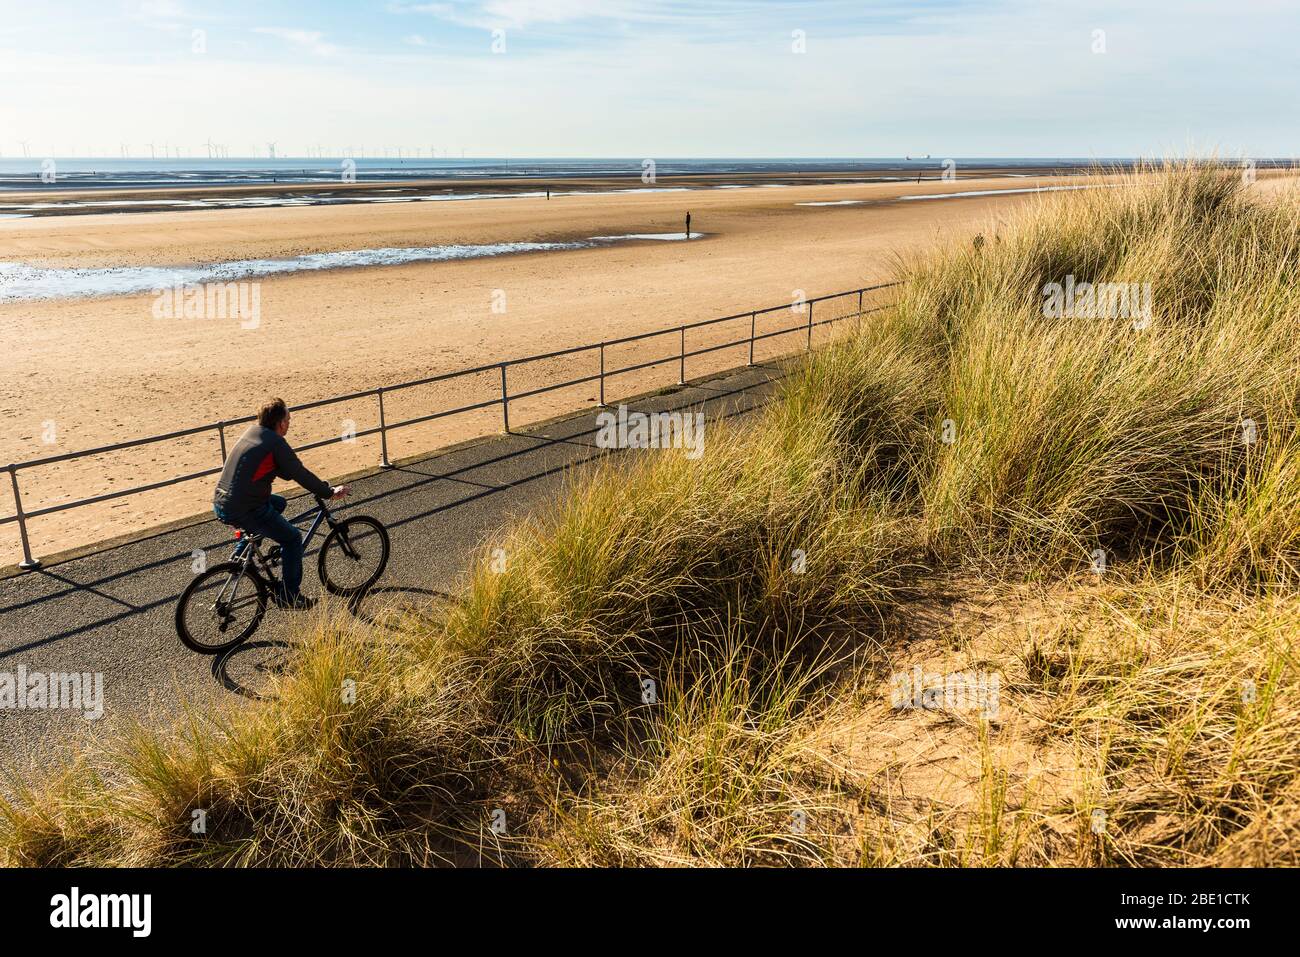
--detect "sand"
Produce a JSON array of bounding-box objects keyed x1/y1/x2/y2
[{"x1": 2, "y1": 170, "x2": 1291, "y2": 564}]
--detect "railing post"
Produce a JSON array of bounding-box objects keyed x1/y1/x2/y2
[
  {"x1": 598, "y1": 342, "x2": 606, "y2": 407},
  {"x1": 9, "y1": 466, "x2": 40, "y2": 571},
  {"x1": 858, "y1": 288, "x2": 864, "y2": 318},
  {"x1": 807, "y1": 300, "x2": 815, "y2": 350},
  {"x1": 500, "y1": 363, "x2": 511, "y2": 433},
  {"x1": 678, "y1": 327, "x2": 686, "y2": 385},
  {"x1": 748, "y1": 312, "x2": 756, "y2": 366},
  {"x1": 377, "y1": 388, "x2": 393, "y2": 468},
  {"x1": 216, "y1": 421, "x2": 227, "y2": 463}
]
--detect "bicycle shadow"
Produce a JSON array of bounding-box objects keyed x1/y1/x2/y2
[
  {"x1": 212, "y1": 584, "x2": 455, "y2": 700},
  {"x1": 347, "y1": 583, "x2": 455, "y2": 629},
  {"x1": 212, "y1": 639, "x2": 301, "y2": 700}
]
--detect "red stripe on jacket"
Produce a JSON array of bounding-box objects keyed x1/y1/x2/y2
[{"x1": 251, "y1": 452, "x2": 276, "y2": 483}]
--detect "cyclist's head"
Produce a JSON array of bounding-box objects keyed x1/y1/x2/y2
[{"x1": 258, "y1": 397, "x2": 290, "y2": 436}]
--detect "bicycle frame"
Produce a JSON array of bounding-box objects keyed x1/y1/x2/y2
[{"x1": 219, "y1": 497, "x2": 340, "y2": 601}]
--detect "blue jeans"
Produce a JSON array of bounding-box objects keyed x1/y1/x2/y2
[{"x1": 216, "y1": 494, "x2": 304, "y2": 599}]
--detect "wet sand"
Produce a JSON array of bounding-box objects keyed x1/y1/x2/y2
[{"x1": 0, "y1": 164, "x2": 1100, "y2": 218}]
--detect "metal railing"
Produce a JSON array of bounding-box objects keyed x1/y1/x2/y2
[{"x1": 2, "y1": 282, "x2": 897, "y2": 570}]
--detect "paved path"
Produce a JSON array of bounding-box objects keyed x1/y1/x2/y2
[{"x1": 0, "y1": 363, "x2": 785, "y2": 782}]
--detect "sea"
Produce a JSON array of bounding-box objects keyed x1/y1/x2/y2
[{"x1": 0, "y1": 156, "x2": 1146, "y2": 192}]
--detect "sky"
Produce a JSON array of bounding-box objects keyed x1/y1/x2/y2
[{"x1": 0, "y1": 0, "x2": 1297, "y2": 159}]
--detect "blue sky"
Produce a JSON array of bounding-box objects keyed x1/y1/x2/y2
[{"x1": 1, "y1": 0, "x2": 1297, "y2": 158}]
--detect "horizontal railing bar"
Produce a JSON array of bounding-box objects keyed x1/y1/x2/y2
[
  {"x1": 594, "y1": 326, "x2": 682, "y2": 351},
  {"x1": 670, "y1": 281, "x2": 899, "y2": 332},
  {"x1": 373, "y1": 361, "x2": 504, "y2": 396},
  {"x1": 10, "y1": 422, "x2": 223, "y2": 471},
  {"x1": 294, "y1": 426, "x2": 385, "y2": 454},
  {"x1": 384, "y1": 396, "x2": 506, "y2": 433},
  {"x1": 683, "y1": 336, "x2": 756, "y2": 360},
  {"x1": 530, "y1": 294, "x2": 883, "y2": 363},
  {"x1": 505, "y1": 371, "x2": 605, "y2": 403},
  {"x1": 596, "y1": 303, "x2": 878, "y2": 382},
  {"x1": 286, "y1": 389, "x2": 379, "y2": 414},
  {"x1": 503, "y1": 341, "x2": 600, "y2": 367},
  {"x1": 601, "y1": 353, "x2": 681, "y2": 380},
  {"x1": 23, "y1": 466, "x2": 224, "y2": 520},
  {"x1": 752, "y1": 324, "x2": 810, "y2": 345}
]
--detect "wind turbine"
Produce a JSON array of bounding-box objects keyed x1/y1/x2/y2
[
  {"x1": 205, "y1": 138, "x2": 215, "y2": 159},
  {"x1": 19, "y1": 141, "x2": 30, "y2": 158},
  {"x1": 268, "y1": 142, "x2": 277, "y2": 159},
  {"x1": 121, "y1": 143, "x2": 129, "y2": 158}
]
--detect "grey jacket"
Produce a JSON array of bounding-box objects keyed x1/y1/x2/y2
[{"x1": 213, "y1": 425, "x2": 332, "y2": 520}]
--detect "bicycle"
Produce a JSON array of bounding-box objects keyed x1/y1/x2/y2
[{"x1": 175, "y1": 495, "x2": 390, "y2": 654}]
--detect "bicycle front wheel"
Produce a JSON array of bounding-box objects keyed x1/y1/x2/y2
[
  {"x1": 319, "y1": 515, "x2": 390, "y2": 596},
  {"x1": 176, "y1": 561, "x2": 269, "y2": 654}
]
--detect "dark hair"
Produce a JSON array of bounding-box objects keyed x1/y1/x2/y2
[{"x1": 258, "y1": 397, "x2": 289, "y2": 429}]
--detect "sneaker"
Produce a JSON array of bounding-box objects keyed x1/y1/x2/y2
[{"x1": 273, "y1": 592, "x2": 316, "y2": 611}]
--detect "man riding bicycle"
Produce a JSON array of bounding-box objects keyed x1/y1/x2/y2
[{"x1": 213, "y1": 397, "x2": 348, "y2": 610}]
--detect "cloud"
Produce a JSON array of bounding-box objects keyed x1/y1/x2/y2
[
  {"x1": 476, "y1": 0, "x2": 635, "y2": 28},
  {"x1": 403, "y1": 34, "x2": 430, "y2": 46},
  {"x1": 253, "y1": 27, "x2": 340, "y2": 57},
  {"x1": 133, "y1": 0, "x2": 188, "y2": 20},
  {"x1": 389, "y1": 0, "x2": 651, "y2": 30}
]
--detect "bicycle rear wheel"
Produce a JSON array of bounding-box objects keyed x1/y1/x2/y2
[
  {"x1": 176, "y1": 561, "x2": 269, "y2": 654},
  {"x1": 319, "y1": 516, "x2": 390, "y2": 596}
]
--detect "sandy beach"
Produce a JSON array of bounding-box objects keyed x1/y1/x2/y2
[{"x1": 1, "y1": 169, "x2": 1292, "y2": 564}]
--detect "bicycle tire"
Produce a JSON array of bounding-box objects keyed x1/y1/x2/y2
[
  {"x1": 318, "y1": 515, "x2": 390, "y2": 596},
  {"x1": 176, "y1": 560, "x2": 270, "y2": 654}
]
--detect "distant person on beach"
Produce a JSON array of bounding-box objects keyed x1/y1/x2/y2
[
  {"x1": 686, "y1": 211, "x2": 692, "y2": 239},
  {"x1": 546, "y1": 187, "x2": 551, "y2": 200},
  {"x1": 213, "y1": 397, "x2": 349, "y2": 610}
]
